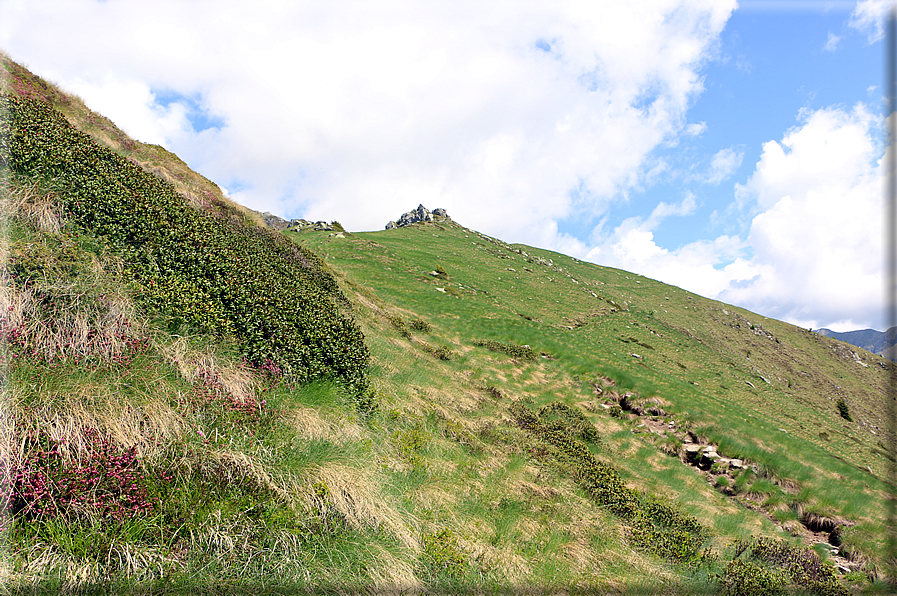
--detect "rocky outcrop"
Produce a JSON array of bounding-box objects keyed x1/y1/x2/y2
[
  {"x1": 260, "y1": 212, "x2": 291, "y2": 231},
  {"x1": 287, "y1": 219, "x2": 336, "y2": 232},
  {"x1": 386, "y1": 204, "x2": 450, "y2": 229}
]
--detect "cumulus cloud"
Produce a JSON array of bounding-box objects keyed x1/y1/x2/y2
[
  {"x1": 585, "y1": 103, "x2": 884, "y2": 331},
  {"x1": 64, "y1": 77, "x2": 189, "y2": 145},
  {"x1": 0, "y1": 0, "x2": 736, "y2": 238},
  {"x1": 721, "y1": 104, "x2": 883, "y2": 330}
]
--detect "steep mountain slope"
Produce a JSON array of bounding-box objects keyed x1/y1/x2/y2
[
  {"x1": 1, "y1": 55, "x2": 892, "y2": 593},
  {"x1": 816, "y1": 327, "x2": 897, "y2": 362}
]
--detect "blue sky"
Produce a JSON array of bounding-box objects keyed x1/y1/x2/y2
[{"x1": 0, "y1": 0, "x2": 891, "y2": 331}]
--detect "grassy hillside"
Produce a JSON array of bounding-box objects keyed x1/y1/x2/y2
[{"x1": 1, "y1": 55, "x2": 893, "y2": 594}]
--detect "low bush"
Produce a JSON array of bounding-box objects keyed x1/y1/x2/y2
[
  {"x1": 0, "y1": 93, "x2": 369, "y2": 396},
  {"x1": 508, "y1": 402, "x2": 711, "y2": 566},
  {"x1": 421, "y1": 528, "x2": 467, "y2": 579},
  {"x1": 422, "y1": 342, "x2": 454, "y2": 360},
  {"x1": 538, "y1": 401, "x2": 600, "y2": 444},
  {"x1": 387, "y1": 315, "x2": 412, "y2": 339},
  {"x1": 728, "y1": 537, "x2": 849, "y2": 596},
  {"x1": 409, "y1": 318, "x2": 432, "y2": 333},
  {"x1": 718, "y1": 558, "x2": 788, "y2": 596},
  {"x1": 836, "y1": 398, "x2": 852, "y2": 422},
  {"x1": 474, "y1": 339, "x2": 537, "y2": 361}
]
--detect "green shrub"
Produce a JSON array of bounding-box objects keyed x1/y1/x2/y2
[
  {"x1": 421, "y1": 528, "x2": 466, "y2": 578},
  {"x1": 474, "y1": 339, "x2": 537, "y2": 360},
  {"x1": 409, "y1": 318, "x2": 431, "y2": 333},
  {"x1": 718, "y1": 559, "x2": 788, "y2": 596},
  {"x1": 836, "y1": 398, "x2": 852, "y2": 422},
  {"x1": 509, "y1": 402, "x2": 711, "y2": 565},
  {"x1": 434, "y1": 264, "x2": 448, "y2": 278},
  {"x1": 387, "y1": 315, "x2": 412, "y2": 339},
  {"x1": 0, "y1": 93, "x2": 369, "y2": 396},
  {"x1": 422, "y1": 343, "x2": 454, "y2": 360},
  {"x1": 538, "y1": 401, "x2": 600, "y2": 444}
]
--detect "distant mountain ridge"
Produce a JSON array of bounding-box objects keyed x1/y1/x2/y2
[{"x1": 815, "y1": 326, "x2": 897, "y2": 361}]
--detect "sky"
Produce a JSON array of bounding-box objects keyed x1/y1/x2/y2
[{"x1": 0, "y1": 0, "x2": 892, "y2": 332}]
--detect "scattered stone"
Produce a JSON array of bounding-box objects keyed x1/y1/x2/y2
[{"x1": 729, "y1": 459, "x2": 744, "y2": 469}]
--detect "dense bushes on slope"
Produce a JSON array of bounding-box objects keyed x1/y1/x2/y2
[
  {"x1": 0, "y1": 93, "x2": 368, "y2": 394},
  {"x1": 510, "y1": 402, "x2": 712, "y2": 566}
]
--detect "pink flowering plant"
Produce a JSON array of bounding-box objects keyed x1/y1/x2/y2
[{"x1": 2, "y1": 428, "x2": 169, "y2": 526}]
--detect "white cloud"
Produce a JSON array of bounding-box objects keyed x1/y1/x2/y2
[
  {"x1": 734, "y1": 104, "x2": 877, "y2": 209},
  {"x1": 685, "y1": 122, "x2": 708, "y2": 136},
  {"x1": 849, "y1": 0, "x2": 891, "y2": 43},
  {"x1": 64, "y1": 77, "x2": 189, "y2": 145},
  {"x1": 823, "y1": 31, "x2": 841, "y2": 51},
  {"x1": 720, "y1": 104, "x2": 883, "y2": 330},
  {"x1": 704, "y1": 147, "x2": 744, "y2": 184},
  {"x1": 584, "y1": 103, "x2": 884, "y2": 331},
  {"x1": 0, "y1": 0, "x2": 736, "y2": 236}
]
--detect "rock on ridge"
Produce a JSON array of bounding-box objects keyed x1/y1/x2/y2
[{"x1": 386, "y1": 204, "x2": 450, "y2": 229}]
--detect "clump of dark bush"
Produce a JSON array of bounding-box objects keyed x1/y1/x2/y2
[
  {"x1": 485, "y1": 385, "x2": 503, "y2": 400},
  {"x1": 718, "y1": 558, "x2": 788, "y2": 596},
  {"x1": 836, "y1": 398, "x2": 852, "y2": 422},
  {"x1": 538, "y1": 401, "x2": 600, "y2": 444},
  {"x1": 422, "y1": 343, "x2": 454, "y2": 361},
  {"x1": 409, "y1": 318, "x2": 431, "y2": 333},
  {"x1": 387, "y1": 315, "x2": 412, "y2": 339},
  {"x1": 508, "y1": 402, "x2": 712, "y2": 566},
  {"x1": 474, "y1": 339, "x2": 537, "y2": 361},
  {"x1": 723, "y1": 538, "x2": 849, "y2": 596},
  {"x1": 0, "y1": 93, "x2": 369, "y2": 396}
]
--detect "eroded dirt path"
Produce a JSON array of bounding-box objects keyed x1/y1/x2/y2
[{"x1": 591, "y1": 386, "x2": 864, "y2": 575}]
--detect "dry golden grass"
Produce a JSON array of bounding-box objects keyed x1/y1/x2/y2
[
  {"x1": 11, "y1": 386, "x2": 184, "y2": 465},
  {"x1": 304, "y1": 463, "x2": 419, "y2": 550},
  {"x1": 367, "y1": 545, "x2": 423, "y2": 591},
  {"x1": 156, "y1": 335, "x2": 259, "y2": 407},
  {"x1": 1, "y1": 181, "x2": 63, "y2": 234},
  {"x1": 287, "y1": 405, "x2": 366, "y2": 445}
]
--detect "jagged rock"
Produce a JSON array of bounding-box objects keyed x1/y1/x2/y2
[
  {"x1": 288, "y1": 218, "x2": 313, "y2": 229},
  {"x1": 684, "y1": 444, "x2": 703, "y2": 461},
  {"x1": 289, "y1": 219, "x2": 334, "y2": 231},
  {"x1": 261, "y1": 212, "x2": 290, "y2": 231},
  {"x1": 385, "y1": 204, "x2": 451, "y2": 229}
]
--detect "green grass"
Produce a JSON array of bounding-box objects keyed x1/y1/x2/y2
[{"x1": 287, "y1": 219, "x2": 892, "y2": 587}]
